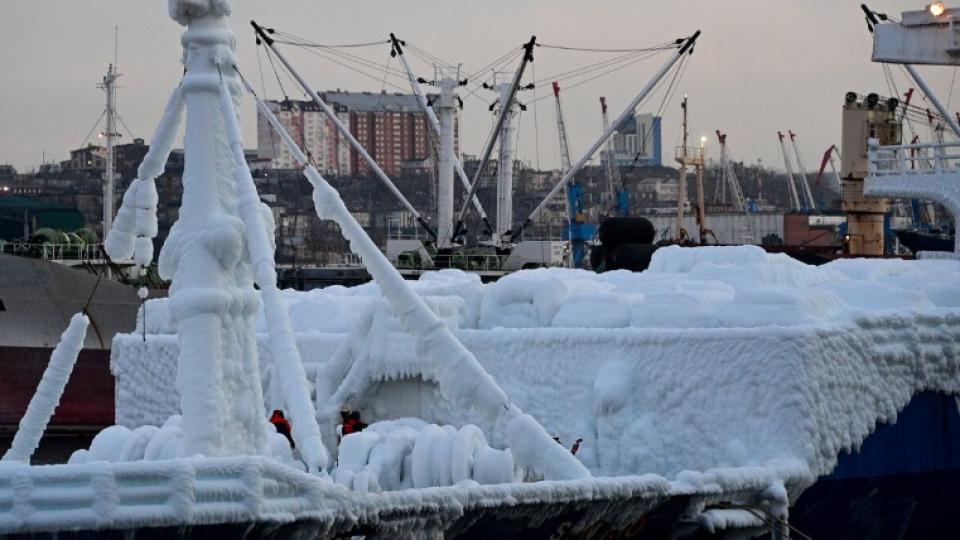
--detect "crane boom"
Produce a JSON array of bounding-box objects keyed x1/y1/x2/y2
[
  {"x1": 389, "y1": 34, "x2": 491, "y2": 235},
  {"x1": 454, "y1": 36, "x2": 537, "y2": 237},
  {"x1": 511, "y1": 30, "x2": 701, "y2": 240},
  {"x1": 553, "y1": 82, "x2": 572, "y2": 172},
  {"x1": 788, "y1": 131, "x2": 817, "y2": 211},
  {"x1": 716, "y1": 131, "x2": 747, "y2": 213},
  {"x1": 600, "y1": 96, "x2": 622, "y2": 212},
  {"x1": 251, "y1": 21, "x2": 437, "y2": 240},
  {"x1": 777, "y1": 131, "x2": 802, "y2": 211}
]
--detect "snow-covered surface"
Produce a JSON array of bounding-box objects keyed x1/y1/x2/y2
[
  {"x1": 115, "y1": 247, "x2": 960, "y2": 489},
  {"x1": 2, "y1": 314, "x2": 89, "y2": 463}
]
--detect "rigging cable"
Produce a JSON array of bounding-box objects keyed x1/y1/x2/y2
[
  {"x1": 531, "y1": 62, "x2": 541, "y2": 170},
  {"x1": 256, "y1": 44, "x2": 281, "y2": 161},
  {"x1": 526, "y1": 49, "x2": 668, "y2": 105},
  {"x1": 78, "y1": 110, "x2": 107, "y2": 149}
]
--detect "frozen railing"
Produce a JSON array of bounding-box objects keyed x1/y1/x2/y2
[
  {"x1": 866, "y1": 137, "x2": 960, "y2": 255},
  {"x1": 867, "y1": 138, "x2": 960, "y2": 177},
  {"x1": 0, "y1": 456, "x2": 324, "y2": 533},
  {"x1": 0, "y1": 241, "x2": 107, "y2": 263}
]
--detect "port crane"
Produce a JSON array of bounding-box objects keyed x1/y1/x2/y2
[
  {"x1": 777, "y1": 131, "x2": 804, "y2": 211},
  {"x1": 389, "y1": 33, "x2": 491, "y2": 247},
  {"x1": 713, "y1": 131, "x2": 748, "y2": 212},
  {"x1": 511, "y1": 31, "x2": 701, "y2": 242},
  {"x1": 788, "y1": 131, "x2": 818, "y2": 211},
  {"x1": 552, "y1": 82, "x2": 596, "y2": 267},
  {"x1": 600, "y1": 97, "x2": 628, "y2": 217}
]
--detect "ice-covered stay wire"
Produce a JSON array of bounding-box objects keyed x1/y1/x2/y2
[
  {"x1": 236, "y1": 66, "x2": 590, "y2": 481},
  {"x1": 216, "y1": 65, "x2": 328, "y2": 473},
  {"x1": 2, "y1": 314, "x2": 89, "y2": 463}
]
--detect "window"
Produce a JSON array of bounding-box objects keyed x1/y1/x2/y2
[{"x1": 0, "y1": 298, "x2": 5, "y2": 311}]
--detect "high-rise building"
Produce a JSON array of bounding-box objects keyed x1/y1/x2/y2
[
  {"x1": 600, "y1": 113, "x2": 662, "y2": 169},
  {"x1": 257, "y1": 90, "x2": 458, "y2": 177}
]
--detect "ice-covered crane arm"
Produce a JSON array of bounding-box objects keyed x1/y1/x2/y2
[
  {"x1": 105, "y1": 86, "x2": 185, "y2": 264},
  {"x1": 216, "y1": 72, "x2": 328, "y2": 473},
  {"x1": 239, "y1": 70, "x2": 590, "y2": 481}
]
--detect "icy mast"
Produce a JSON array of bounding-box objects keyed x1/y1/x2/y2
[{"x1": 158, "y1": 0, "x2": 270, "y2": 458}]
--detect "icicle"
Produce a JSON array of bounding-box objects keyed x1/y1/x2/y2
[
  {"x1": 2, "y1": 314, "x2": 89, "y2": 463},
  {"x1": 217, "y1": 74, "x2": 328, "y2": 472}
]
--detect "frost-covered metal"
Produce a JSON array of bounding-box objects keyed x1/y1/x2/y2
[
  {"x1": 867, "y1": 137, "x2": 960, "y2": 254},
  {"x1": 155, "y1": 0, "x2": 271, "y2": 459}
]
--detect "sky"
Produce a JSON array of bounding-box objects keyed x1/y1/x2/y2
[{"x1": 0, "y1": 0, "x2": 956, "y2": 175}]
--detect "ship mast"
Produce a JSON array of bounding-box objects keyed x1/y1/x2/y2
[
  {"x1": 98, "y1": 63, "x2": 120, "y2": 241},
  {"x1": 675, "y1": 96, "x2": 689, "y2": 242}
]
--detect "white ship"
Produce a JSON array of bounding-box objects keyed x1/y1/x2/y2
[{"x1": 4, "y1": 2, "x2": 960, "y2": 539}]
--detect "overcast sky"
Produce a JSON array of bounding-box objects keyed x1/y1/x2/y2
[{"x1": 1, "y1": 1, "x2": 956, "y2": 174}]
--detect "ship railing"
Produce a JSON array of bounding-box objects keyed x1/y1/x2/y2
[
  {"x1": 868, "y1": 138, "x2": 960, "y2": 177},
  {"x1": 0, "y1": 456, "x2": 322, "y2": 533},
  {"x1": 0, "y1": 241, "x2": 107, "y2": 263},
  {"x1": 421, "y1": 253, "x2": 508, "y2": 272}
]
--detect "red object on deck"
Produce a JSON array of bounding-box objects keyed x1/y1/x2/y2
[{"x1": 0, "y1": 347, "x2": 114, "y2": 429}]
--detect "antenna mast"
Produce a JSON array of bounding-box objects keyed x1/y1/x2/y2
[{"x1": 98, "y1": 62, "x2": 120, "y2": 241}]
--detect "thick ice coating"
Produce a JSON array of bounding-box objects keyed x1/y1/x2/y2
[{"x1": 2, "y1": 314, "x2": 89, "y2": 463}]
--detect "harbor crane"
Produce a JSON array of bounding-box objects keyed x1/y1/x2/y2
[
  {"x1": 788, "y1": 131, "x2": 818, "y2": 211},
  {"x1": 510, "y1": 31, "x2": 701, "y2": 242},
  {"x1": 389, "y1": 33, "x2": 492, "y2": 246},
  {"x1": 714, "y1": 131, "x2": 747, "y2": 212},
  {"x1": 600, "y1": 97, "x2": 627, "y2": 216},
  {"x1": 552, "y1": 82, "x2": 596, "y2": 267},
  {"x1": 777, "y1": 131, "x2": 804, "y2": 211}
]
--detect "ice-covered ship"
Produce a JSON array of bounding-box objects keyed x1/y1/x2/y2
[{"x1": 4, "y1": 2, "x2": 960, "y2": 539}]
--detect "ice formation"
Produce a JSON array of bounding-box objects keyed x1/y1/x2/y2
[
  {"x1": 115, "y1": 247, "x2": 960, "y2": 491},
  {"x1": 105, "y1": 87, "x2": 183, "y2": 265},
  {"x1": 330, "y1": 419, "x2": 517, "y2": 492},
  {"x1": 246, "y1": 78, "x2": 590, "y2": 481},
  {"x1": 218, "y1": 69, "x2": 326, "y2": 471},
  {"x1": 150, "y1": 0, "x2": 270, "y2": 461},
  {"x1": 1, "y1": 314, "x2": 89, "y2": 463}
]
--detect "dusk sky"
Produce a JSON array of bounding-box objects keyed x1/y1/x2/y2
[{"x1": 1, "y1": 0, "x2": 956, "y2": 174}]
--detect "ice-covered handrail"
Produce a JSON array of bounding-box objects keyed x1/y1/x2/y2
[
  {"x1": 217, "y1": 71, "x2": 328, "y2": 472},
  {"x1": 240, "y1": 71, "x2": 590, "y2": 481},
  {"x1": 2, "y1": 314, "x2": 89, "y2": 463},
  {"x1": 105, "y1": 87, "x2": 185, "y2": 266}
]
